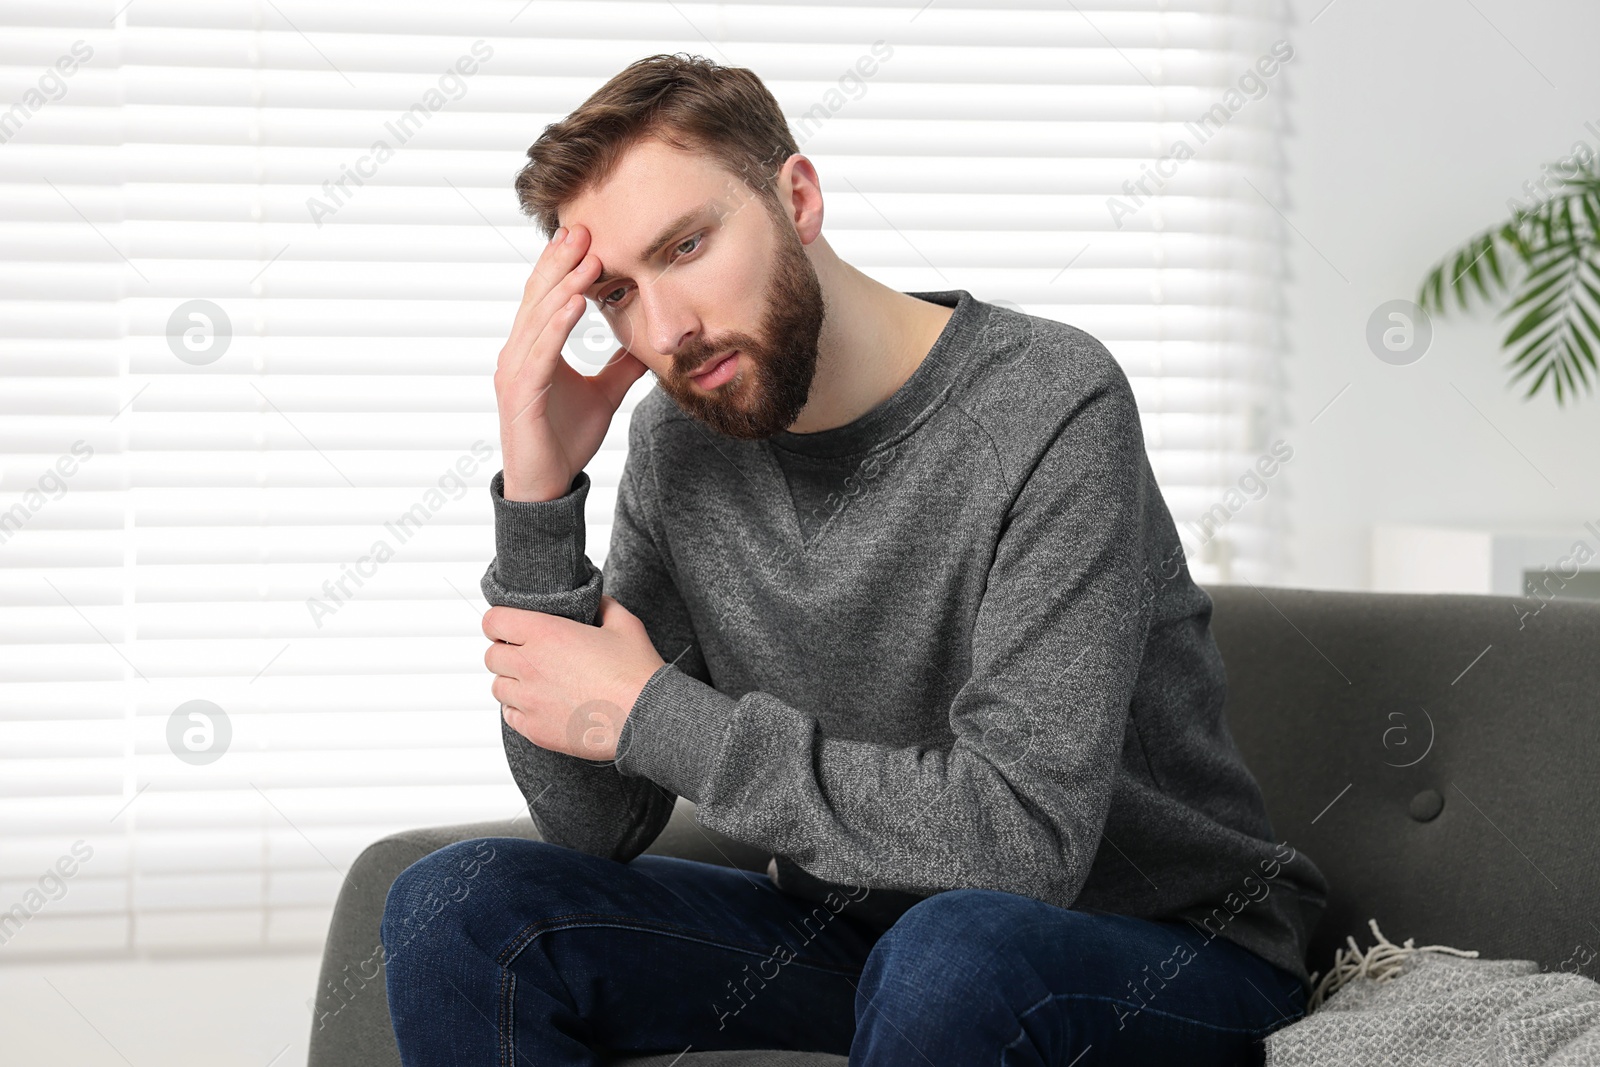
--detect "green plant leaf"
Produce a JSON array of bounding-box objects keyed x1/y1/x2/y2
[
  {"x1": 1521, "y1": 240, "x2": 1577, "y2": 283},
  {"x1": 1483, "y1": 236, "x2": 1505, "y2": 290},
  {"x1": 1520, "y1": 359, "x2": 1555, "y2": 399},
  {"x1": 1500, "y1": 220, "x2": 1531, "y2": 261},
  {"x1": 1568, "y1": 326, "x2": 1593, "y2": 383},
  {"x1": 1576, "y1": 272, "x2": 1600, "y2": 336},
  {"x1": 1451, "y1": 248, "x2": 1474, "y2": 307},
  {"x1": 1465, "y1": 241, "x2": 1494, "y2": 302},
  {"x1": 1419, "y1": 258, "x2": 1452, "y2": 312},
  {"x1": 1501, "y1": 259, "x2": 1572, "y2": 317},
  {"x1": 1558, "y1": 341, "x2": 1579, "y2": 397},
  {"x1": 1503, "y1": 290, "x2": 1563, "y2": 346},
  {"x1": 1420, "y1": 154, "x2": 1600, "y2": 403},
  {"x1": 1507, "y1": 322, "x2": 1561, "y2": 372},
  {"x1": 1560, "y1": 337, "x2": 1592, "y2": 399},
  {"x1": 1581, "y1": 190, "x2": 1600, "y2": 237},
  {"x1": 1572, "y1": 267, "x2": 1600, "y2": 376}
]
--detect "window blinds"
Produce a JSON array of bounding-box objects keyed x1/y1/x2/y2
[{"x1": 0, "y1": 0, "x2": 1291, "y2": 959}]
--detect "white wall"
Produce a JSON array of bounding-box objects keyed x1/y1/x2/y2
[
  {"x1": 0, "y1": 954, "x2": 320, "y2": 1066},
  {"x1": 1277, "y1": 0, "x2": 1600, "y2": 590}
]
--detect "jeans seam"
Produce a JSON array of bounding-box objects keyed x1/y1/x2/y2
[
  {"x1": 498, "y1": 966, "x2": 515, "y2": 1067},
  {"x1": 495, "y1": 911, "x2": 867, "y2": 979},
  {"x1": 1004, "y1": 990, "x2": 1293, "y2": 1051}
]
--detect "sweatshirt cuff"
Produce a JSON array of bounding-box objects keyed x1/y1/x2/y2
[
  {"x1": 488, "y1": 468, "x2": 590, "y2": 593},
  {"x1": 614, "y1": 662, "x2": 738, "y2": 803}
]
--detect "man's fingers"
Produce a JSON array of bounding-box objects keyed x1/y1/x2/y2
[
  {"x1": 502, "y1": 225, "x2": 588, "y2": 354},
  {"x1": 484, "y1": 640, "x2": 525, "y2": 678},
  {"x1": 520, "y1": 291, "x2": 589, "y2": 380},
  {"x1": 483, "y1": 610, "x2": 558, "y2": 698},
  {"x1": 482, "y1": 604, "x2": 536, "y2": 645},
  {"x1": 499, "y1": 286, "x2": 586, "y2": 397},
  {"x1": 490, "y1": 674, "x2": 515, "y2": 706},
  {"x1": 498, "y1": 245, "x2": 570, "y2": 369},
  {"x1": 489, "y1": 647, "x2": 548, "y2": 691},
  {"x1": 499, "y1": 227, "x2": 600, "y2": 383}
]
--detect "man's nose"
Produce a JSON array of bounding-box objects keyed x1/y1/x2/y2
[{"x1": 638, "y1": 285, "x2": 701, "y2": 363}]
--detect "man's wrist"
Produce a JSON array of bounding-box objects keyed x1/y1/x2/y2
[
  {"x1": 614, "y1": 663, "x2": 738, "y2": 803},
  {"x1": 489, "y1": 468, "x2": 591, "y2": 592},
  {"x1": 502, "y1": 470, "x2": 577, "y2": 503}
]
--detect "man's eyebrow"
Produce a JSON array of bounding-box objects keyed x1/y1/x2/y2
[{"x1": 587, "y1": 200, "x2": 717, "y2": 292}]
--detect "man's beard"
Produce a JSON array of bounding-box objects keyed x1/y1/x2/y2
[{"x1": 656, "y1": 208, "x2": 826, "y2": 440}]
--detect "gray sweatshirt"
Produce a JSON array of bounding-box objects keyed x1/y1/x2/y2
[{"x1": 480, "y1": 288, "x2": 1330, "y2": 991}]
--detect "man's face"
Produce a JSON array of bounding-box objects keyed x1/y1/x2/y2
[{"x1": 561, "y1": 137, "x2": 826, "y2": 439}]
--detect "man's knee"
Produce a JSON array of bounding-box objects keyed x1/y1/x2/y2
[
  {"x1": 860, "y1": 890, "x2": 1025, "y2": 998},
  {"x1": 380, "y1": 837, "x2": 509, "y2": 965},
  {"x1": 851, "y1": 888, "x2": 1049, "y2": 1052},
  {"x1": 869, "y1": 887, "x2": 1035, "y2": 962},
  {"x1": 380, "y1": 837, "x2": 623, "y2": 964}
]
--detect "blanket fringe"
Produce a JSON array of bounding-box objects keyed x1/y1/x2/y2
[{"x1": 1305, "y1": 917, "x2": 1481, "y2": 1013}]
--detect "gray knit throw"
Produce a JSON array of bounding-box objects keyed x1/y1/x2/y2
[{"x1": 1266, "y1": 919, "x2": 1600, "y2": 1065}]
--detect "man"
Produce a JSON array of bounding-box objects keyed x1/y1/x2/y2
[{"x1": 381, "y1": 53, "x2": 1328, "y2": 1065}]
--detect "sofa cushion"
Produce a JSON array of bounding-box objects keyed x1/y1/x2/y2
[{"x1": 1205, "y1": 585, "x2": 1600, "y2": 980}]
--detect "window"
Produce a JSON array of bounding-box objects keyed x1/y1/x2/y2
[{"x1": 0, "y1": 0, "x2": 1291, "y2": 957}]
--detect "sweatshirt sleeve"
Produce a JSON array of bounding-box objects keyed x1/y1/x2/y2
[
  {"x1": 480, "y1": 407, "x2": 710, "y2": 863},
  {"x1": 611, "y1": 367, "x2": 1156, "y2": 904}
]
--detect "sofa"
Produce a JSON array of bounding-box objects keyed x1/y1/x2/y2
[{"x1": 307, "y1": 584, "x2": 1600, "y2": 1065}]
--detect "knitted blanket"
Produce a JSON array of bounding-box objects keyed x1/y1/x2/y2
[{"x1": 1266, "y1": 920, "x2": 1600, "y2": 1066}]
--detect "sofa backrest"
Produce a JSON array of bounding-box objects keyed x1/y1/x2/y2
[{"x1": 1206, "y1": 583, "x2": 1599, "y2": 980}]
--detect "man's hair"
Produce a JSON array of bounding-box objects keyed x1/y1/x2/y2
[{"x1": 513, "y1": 53, "x2": 799, "y2": 241}]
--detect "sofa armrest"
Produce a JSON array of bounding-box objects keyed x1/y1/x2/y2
[{"x1": 307, "y1": 798, "x2": 771, "y2": 1067}]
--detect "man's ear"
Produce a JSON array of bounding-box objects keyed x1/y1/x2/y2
[{"x1": 779, "y1": 154, "x2": 825, "y2": 245}]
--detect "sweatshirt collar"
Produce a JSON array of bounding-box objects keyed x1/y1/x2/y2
[{"x1": 768, "y1": 288, "x2": 979, "y2": 460}]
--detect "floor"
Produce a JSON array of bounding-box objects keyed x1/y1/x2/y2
[{"x1": 0, "y1": 953, "x2": 322, "y2": 1066}]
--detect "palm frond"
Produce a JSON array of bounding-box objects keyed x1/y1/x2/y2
[{"x1": 1417, "y1": 157, "x2": 1600, "y2": 406}]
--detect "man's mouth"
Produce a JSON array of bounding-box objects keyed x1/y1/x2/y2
[{"x1": 688, "y1": 350, "x2": 740, "y2": 389}]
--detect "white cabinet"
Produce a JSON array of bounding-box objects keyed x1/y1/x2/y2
[{"x1": 1371, "y1": 523, "x2": 1600, "y2": 600}]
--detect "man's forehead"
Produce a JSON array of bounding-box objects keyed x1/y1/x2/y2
[
  {"x1": 572, "y1": 193, "x2": 741, "y2": 290},
  {"x1": 562, "y1": 139, "x2": 726, "y2": 223},
  {"x1": 561, "y1": 140, "x2": 768, "y2": 235}
]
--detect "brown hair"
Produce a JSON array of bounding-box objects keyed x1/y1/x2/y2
[{"x1": 513, "y1": 53, "x2": 798, "y2": 241}]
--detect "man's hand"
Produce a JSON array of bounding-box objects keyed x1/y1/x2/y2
[
  {"x1": 496, "y1": 222, "x2": 650, "y2": 502},
  {"x1": 482, "y1": 595, "x2": 667, "y2": 763}
]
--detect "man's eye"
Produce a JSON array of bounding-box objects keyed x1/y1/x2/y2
[{"x1": 599, "y1": 232, "x2": 704, "y2": 308}]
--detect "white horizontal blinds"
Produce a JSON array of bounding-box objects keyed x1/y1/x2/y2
[
  {"x1": 2, "y1": 3, "x2": 139, "y2": 961},
  {"x1": 870, "y1": 4, "x2": 1291, "y2": 585},
  {"x1": 0, "y1": 0, "x2": 1288, "y2": 959},
  {"x1": 1, "y1": 1, "x2": 553, "y2": 959}
]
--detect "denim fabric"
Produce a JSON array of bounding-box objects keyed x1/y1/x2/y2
[{"x1": 381, "y1": 837, "x2": 1307, "y2": 1066}]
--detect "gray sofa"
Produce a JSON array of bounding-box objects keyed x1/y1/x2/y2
[{"x1": 308, "y1": 584, "x2": 1600, "y2": 1065}]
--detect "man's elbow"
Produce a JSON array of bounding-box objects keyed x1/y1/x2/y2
[{"x1": 967, "y1": 813, "x2": 1091, "y2": 906}]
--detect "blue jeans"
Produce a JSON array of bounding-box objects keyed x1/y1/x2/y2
[{"x1": 380, "y1": 837, "x2": 1307, "y2": 1066}]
